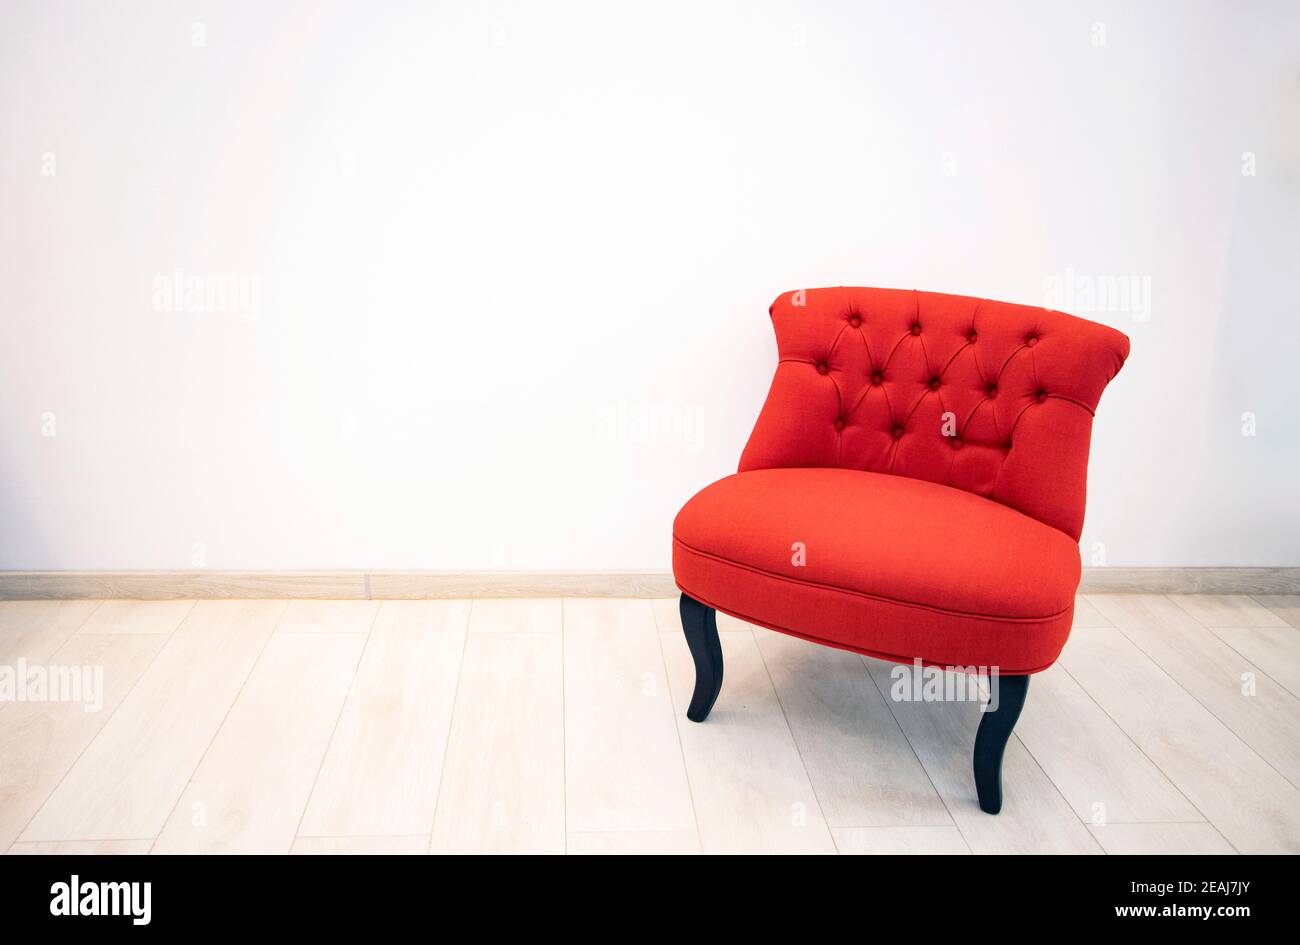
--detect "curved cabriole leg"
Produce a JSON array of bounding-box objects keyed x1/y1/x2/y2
[
  {"x1": 973, "y1": 673, "x2": 1030, "y2": 814},
  {"x1": 679, "y1": 594, "x2": 723, "y2": 722}
]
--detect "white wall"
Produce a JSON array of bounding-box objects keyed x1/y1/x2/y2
[{"x1": 2, "y1": 0, "x2": 1297, "y2": 570}]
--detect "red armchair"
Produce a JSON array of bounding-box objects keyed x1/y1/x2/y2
[{"x1": 672, "y1": 287, "x2": 1129, "y2": 813}]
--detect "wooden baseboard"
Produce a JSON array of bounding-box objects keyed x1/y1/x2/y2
[
  {"x1": 0, "y1": 571, "x2": 679, "y2": 600},
  {"x1": 1077, "y1": 567, "x2": 1299, "y2": 594},
  {"x1": 0, "y1": 568, "x2": 1297, "y2": 600},
  {"x1": 0, "y1": 566, "x2": 1294, "y2": 603}
]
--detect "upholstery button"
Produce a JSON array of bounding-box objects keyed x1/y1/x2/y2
[
  {"x1": 870, "y1": 372, "x2": 883, "y2": 386},
  {"x1": 910, "y1": 323, "x2": 922, "y2": 336},
  {"x1": 968, "y1": 331, "x2": 978, "y2": 343},
  {"x1": 951, "y1": 437, "x2": 964, "y2": 449},
  {"x1": 1036, "y1": 389, "x2": 1048, "y2": 403},
  {"x1": 834, "y1": 418, "x2": 846, "y2": 431},
  {"x1": 1026, "y1": 334, "x2": 1039, "y2": 347},
  {"x1": 892, "y1": 426, "x2": 904, "y2": 439},
  {"x1": 849, "y1": 316, "x2": 861, "y2": 328},
  {"x1": 928, "y1": 376, "x2": 942, "y2": 390},
  {"x1": 986, "y1": 383, "x2": 998, "y2": 398},
  {"x1": 816, "y1": 362, "x2": 829, "y2": 375}
]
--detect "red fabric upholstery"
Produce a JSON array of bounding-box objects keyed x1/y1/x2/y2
[
  {"x1": 673, "y1": 287, "x2": 1128, "y2": 673},
  {"x1": 674, "y1": 468, "x2": 1080, "y2": 673}
]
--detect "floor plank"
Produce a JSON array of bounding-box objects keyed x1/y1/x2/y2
[
  {"x1": 833, "y1": 825, "x2": 970, "y2": 854},
  {"x1": 274, "y1": 600, "x2": 378, "y2": 635},
  {"x1": 1167, "y1": 594, "x2": 1288, "y2": 628},
  {"x1": 649, "y1": 596, "x2": 679, "y2": 634},
  {"x1": 153, "y1": 633, "x2": 365, "y2": 853},
  {"x1": 1091, "y1": 595, "x2": 1300, "y2": 787},
  {"x1": 297, "y1": 600, "x2": 468, "y2": 837},
  {"x1": 753, "y1": 629, "x2": 951, "y2": 827},
  {"x1": 76, "y1": 600, "x2": 194, "y2": 635},
  {"x1": 1059, "y1": 629, "x2": 1300, "y2": 853},
  {"x1": 1072, "y1": 596, "x2": 1113, "y2": 629},
  {"x1": 8, "y1": 839, "x2": 152, "y2": 855},
  {"x1": 429, "y1": 633, "x2": 564, "y2": 853},
  {"x1": 1014, "y1": 662, "x2": 1202, "y2": 824},
  {"x1": 1088, "y1": 823, "x2": 1236, "y2": 855},
  {"x1": 0, "y1": 633, "x2": 168, "y2": 850},
  {"x1": 862, "y1": 658, "x2": 1101, "y2": 854},
  {"x1": 566, "y1": 830, "x2": 701, "y2": 854},
  {"x1": 1254, "y1": 595, "x2": 1300, "y2": 628},
  {"x1": 563, "y1": 599, "x2": 695, "y2": 833},
  {"x1": 468, "y1": 598, "x2": 562, "y2": 634},
  {"x1": 0, "y1": 601, "x2": 103, "y2": 666},
  {"x1": 291, "y1": 835, "x2": 428, "y2": 854},
  {"x1": 20, "y1": 600, "x2": 284, "y2": 842},
  {"x1": 662, "y1": 628, "x2": 836, "y2": 853},
  {"x1": 1210, "y1": 626, "x2": 1300, "y2": 699}
]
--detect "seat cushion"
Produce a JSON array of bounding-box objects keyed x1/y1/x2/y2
[{"x1": 672, "y1": 468, "x2": 1081, "y2": 673}]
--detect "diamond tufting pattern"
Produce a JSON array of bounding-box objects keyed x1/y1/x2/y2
[{"x1": 738, "y1": 286, "x2": 1129, "y2": 539}]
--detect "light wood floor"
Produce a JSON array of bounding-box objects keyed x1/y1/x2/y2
[{"x1": 2, "y1": 594, "x2": 1298, "y2": 854}]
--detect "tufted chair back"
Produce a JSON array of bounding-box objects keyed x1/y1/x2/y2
[{"x1": 738, "y1": 287, "x2": 1130, "y2": 539}]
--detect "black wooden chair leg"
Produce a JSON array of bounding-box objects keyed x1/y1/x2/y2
[
  {"x1": 973, "y1": 673, "x2": 1030, "y2": 814},
  {"x1": 679, "y1": 593, "x2": 723, "y2": 722}
]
